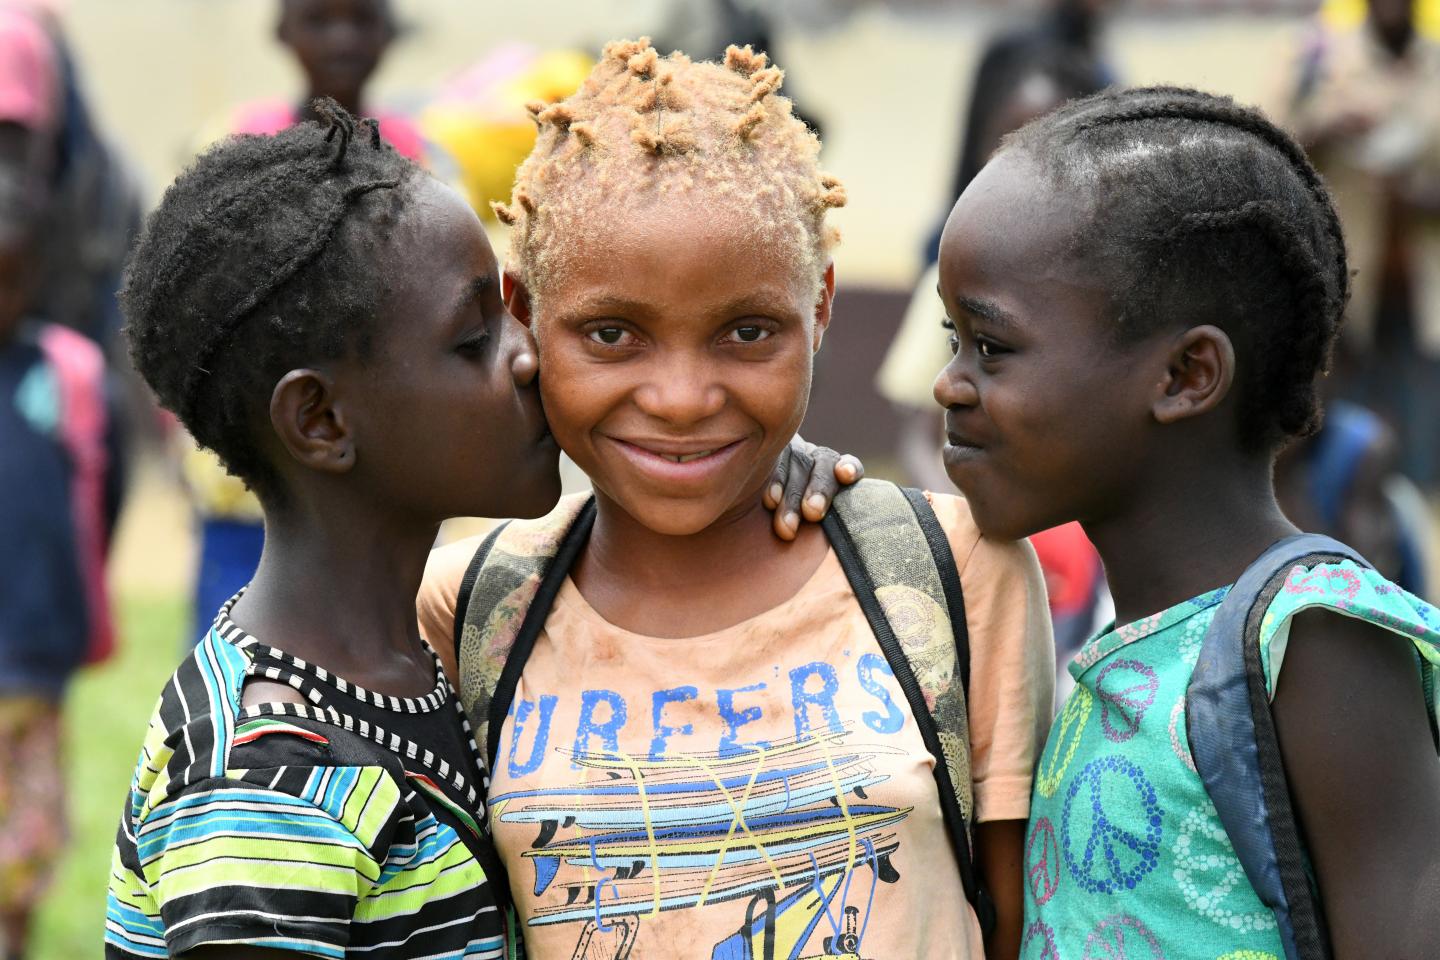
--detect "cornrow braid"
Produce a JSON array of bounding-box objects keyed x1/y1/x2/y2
[
  {"x1": 121, "y1": 98, "x2": 419, "y2": 501},
  {"x1": 502, "y1": 37, "x2": 844, "y2": 307},
  {"x1": 1072, "y1": 86, "x2": 1350, "y2": 310},
  {"x1": 1004, "y1": 86, "x2": 1349, "y2": 451}
]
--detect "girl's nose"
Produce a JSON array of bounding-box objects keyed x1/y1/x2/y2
[
  {"x1": 508, "y1": 323, "x2": 540, "y2": 387},
  {"x1": 933, "y1": 359, "x2": 978, "y2": 409},
  {"x1": 632, "y1": 353, "x2": 725, "y2": 425}
]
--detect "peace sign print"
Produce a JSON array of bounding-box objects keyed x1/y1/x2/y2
[
  {"x1": 1038, "y1": 686, "x2": 1093, "y2": 798},
  {"x1": 1026, "y1": 817, "x2": 1060, "y2": 905},
  {"x1": 1022, "y1": 920, "x2": 1060, "y2": 960},
  {"x1": 1062, "y1": 755, "x2": 1163, "y2": 894},
  {"x1": 1082, "y1": 914, "x2": 1165, "y2": 960},
  {"x1": 1095, "y1": 659, "x2": 1158, "y2": 743}
]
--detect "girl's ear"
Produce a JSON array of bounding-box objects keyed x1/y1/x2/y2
[
  {"x1": 1153, "y1": 324, "x2": 1236, "y2": 425},
  {"x1": 269, "y1": 369, "x2": 356, "y2": 476},
  {"x1": 812, "y1": 261, "x2": 836, "y2": 353},
  {"x1": 503, "y1": 270, "x2": 534, "y2": 328}
]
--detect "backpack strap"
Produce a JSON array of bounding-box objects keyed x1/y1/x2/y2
[
  {"x1": 454, "y1": 494, "x2": 595, "y2": 772},
  {"x1": 823, "y1": 480, "x2": 992, "y2": 935},
  {"x1": 454, "y1": 521, "x2": 511, "y2": 664},
  {"x1": 1186, "y1": 533, "x2": 1370, "y2": 960}
]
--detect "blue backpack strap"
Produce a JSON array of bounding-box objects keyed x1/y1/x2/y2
[{"x1": 1187, "y1": 534, "x2": 1370, "y2": 960}]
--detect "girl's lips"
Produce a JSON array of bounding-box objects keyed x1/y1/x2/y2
[{"x1": 606, "y1": 437, "x2": 747, "y2": 487}]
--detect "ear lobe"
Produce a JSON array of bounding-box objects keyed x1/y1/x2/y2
[
  {"x1": 503, "y1": 270, "x2": 534, "y2": 328},
  {"x1": 1153, "y1": 325, "x2": 1236, "y2": 426},
  {"x1": 270, "y1": 369, "x2": 356, "y2": 475},
  {"x1": 812, "y1": 261, "x2": 837, "y2": 353}
]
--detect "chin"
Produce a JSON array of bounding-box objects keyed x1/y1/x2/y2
[{"x1": 614, "y1": 493, "x2": 735, "y2": 538}]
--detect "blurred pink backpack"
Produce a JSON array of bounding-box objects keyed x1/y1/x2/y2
[{"x1": 37, "y1": 323, "x2": 115, "y2": 664}]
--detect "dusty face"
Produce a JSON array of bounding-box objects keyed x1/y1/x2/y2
[
  {"x1": 278, "y1": 0, "x2": 393, "y2": 104},
  {"x1": 333, "y1": 177, "x2": 561, "y2": 522},
  {"x1": 524, "y1": 204, "x2": 831, "y2": 537},
  {"x1": 933, "y1": 150, "x2": 1164, "y2": 541}
]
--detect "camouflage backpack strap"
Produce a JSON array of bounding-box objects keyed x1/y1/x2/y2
[
  {"x1": 821, "y1": 479, "x2": 993, "y2": 934},
  {"x1": 455, "y1": 494, "x2": 597, "y2": 777}
]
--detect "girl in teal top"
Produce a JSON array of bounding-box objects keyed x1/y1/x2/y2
[{"x1": 931, "y1": 86, "x2": 1440, "y2": 960}]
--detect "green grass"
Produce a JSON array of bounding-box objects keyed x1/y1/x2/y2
[{"x1": 29, "y1": 592, "x2": 188, "y2": 960}]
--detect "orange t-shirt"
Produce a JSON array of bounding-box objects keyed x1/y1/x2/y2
[{"x1": 418, "y1": 493, "x2": 1054, "y2": 960}]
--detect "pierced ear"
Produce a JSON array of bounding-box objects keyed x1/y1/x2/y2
[
  {"x1": 1153, "y1": 325, "x2": 1236, "y2": 426},
  {"x1": 269, "y1": 369, "x2": 355, "y2": 475},
  {"x1": 503, "y1": 270, "x2": 534, "y2": 328},
  {"x1": 811, "y1": 261, "x2": 837, "y2": 353}
]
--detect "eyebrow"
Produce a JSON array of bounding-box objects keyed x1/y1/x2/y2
[
  {"x1": 450, "y1": 275, "x2": 493, "y2": 318},
  {"x1": 955, "y1": 295, "x2": 1018, "y2": 330}
]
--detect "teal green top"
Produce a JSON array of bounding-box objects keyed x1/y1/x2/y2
[{"x1": 1021, "y1": 561, "x2": 1440, "y2": 960}]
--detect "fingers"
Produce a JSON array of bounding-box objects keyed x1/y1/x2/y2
[
  {"x1": 836, "y1": 454, "x2": 864, "y2": 486},
  {"x1": 774, "y1": 445, "x2": 811, "y2": 540},
  {"x1": 764, "y1": 446, "x2": 787, "y2": 511},
  {"x1": 800, "y1": 445, "x2": 842, "y2": 522}
]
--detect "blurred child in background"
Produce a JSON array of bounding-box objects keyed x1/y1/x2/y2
[{"x1": 0, "y1": 7, "x2": 124, "y2": 956}]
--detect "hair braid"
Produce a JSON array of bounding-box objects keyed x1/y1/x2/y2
[
  {"x1": 1074, "y1": 88, "x2": 1350, "y2": 311},
  {"x1": 122, "y1": 99, "x2": 418, "y2": 501},
  {"x1": 1168, "y1": 202, "x2": 1334, "y2": 441},
  {"x1": 502, "y1": 37, "x2": 843, "y2": 307},
  {"x1": 1005, "y1": 86, "x2": 1349, "y2": 451}
]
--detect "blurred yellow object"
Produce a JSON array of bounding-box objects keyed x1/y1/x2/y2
[
  {"x1": 419, "y1": 45, "x2": 592, "y2": 222},
  {"x1": 182, "y1": 443, "x2": 264, "y2": 522},
  {"x1": 1322, "y1": 0, "x2": 1440, "y2": 38}
]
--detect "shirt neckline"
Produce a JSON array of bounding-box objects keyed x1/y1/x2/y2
[
  {"x1": 1069, "y1": 584, "x2": 1231, "y2": 680},
  {"x1": 214, "y1": 590, "x2": 451, "y2": 714},
  {"x1": 553, "y1": 546, "x2": 847, "y2": 645}
]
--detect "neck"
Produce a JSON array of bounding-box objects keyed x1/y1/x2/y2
[
  {"x1": 229, "y1": 492, "x2": 438, "y2": 678},
  {"x1": 582, "y1": 486, "x2": 790, "y2": 598},
  {"x1": 1084, "y1": 449, "x2": 1296, "y2": 625}
]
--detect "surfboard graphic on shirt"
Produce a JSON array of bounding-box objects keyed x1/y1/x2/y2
[{"x1": 490, "y1": 728, "x2": 908, "y2": 959}]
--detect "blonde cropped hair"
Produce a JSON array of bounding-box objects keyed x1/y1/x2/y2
[{"x1": 495, "y1": 38, "x2": 846, "y2": 305}]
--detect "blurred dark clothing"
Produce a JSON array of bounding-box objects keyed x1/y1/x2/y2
[
  {"x1": 0, "y1": 5, "x2": 140, "y2": 353},
  {"x1": 33, "y1": 21, "x2": 141, "y2": 352},
  {"x1": 0, "y1": 322, "x2": 123, "y2": 698}
]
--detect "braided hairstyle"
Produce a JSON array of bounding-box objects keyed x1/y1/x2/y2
[
  {"x1": 1004, "y1": 86, "x2": 1349, "y2": 452},
  {"x1": 496, "y1": 38, "x2": 846, "y2": 308},
  {"x1": 122, "y1": 99, "x2": 419, "y2": 501}
]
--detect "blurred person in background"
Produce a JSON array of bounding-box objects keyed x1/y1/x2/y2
[
  {"x1": 1275, "y1": 345, "x2": 1433, "y2": 598},
  {"x1": 877, "y1": 53, "x2": 1110, "y2": 701},
  {"x1": 1286, "y1": 0, "x2": 1440, "y2": 488},
  {"x1": 0, "y1": 6, "x2": 125, "y2": 957},
  {"x1": 183, "y1": 0, "x2": 430, "y2": 644}
]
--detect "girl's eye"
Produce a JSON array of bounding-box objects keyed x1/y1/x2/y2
[
  {"x1": 727, "y1": 325, "x2": 771, "y2": 344},
  {"x1": 976, "y1": 337, "x2": 1007, "y2": 359},
  {"x1": 941, "y1": 318, "x2": 958, "y2": 356},
  {"x1": 456, "y1": 332, "x2": 490, "y2": 357},
  {"x1": 588, "y1": 327, "x2": 630, "y2": 347}
]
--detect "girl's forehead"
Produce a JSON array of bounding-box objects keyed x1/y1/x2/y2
[{"x1": 533, "y1": 202, "x2": 820, "y2": 309}]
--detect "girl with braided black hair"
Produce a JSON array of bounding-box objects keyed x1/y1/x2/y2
[
  {"x1": 933, "y1": 85, "x2": 1440, "y2": 960},
  {"x1": 104, "y1": 100, "x2": 851, "y2": 960}
]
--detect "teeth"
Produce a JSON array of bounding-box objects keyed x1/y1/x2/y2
[{"x1": 661, "y1": 450, "x2": 715, "y2": 463}]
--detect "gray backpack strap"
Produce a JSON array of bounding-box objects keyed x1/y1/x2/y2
[
  {"x1": 823, "y1": 480, "x2": 991, "y2": 934},
  {"x1": 1187, "y1": 533, "x2": 1370, "y2": 960},
  {"x1": 455, "y1": 494, "x2": 596, "y2": 774}
]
